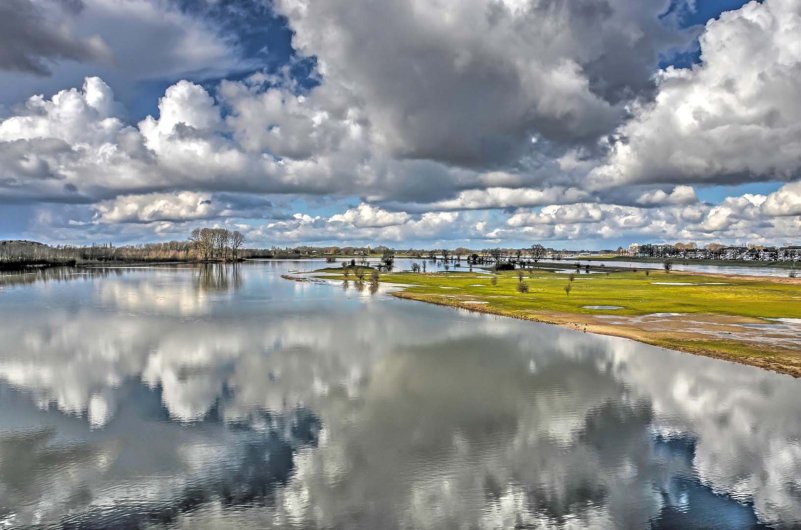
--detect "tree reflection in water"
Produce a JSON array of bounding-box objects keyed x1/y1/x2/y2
[{"x1": 195, "y1": 263, "x2": 243, "y2": 293}]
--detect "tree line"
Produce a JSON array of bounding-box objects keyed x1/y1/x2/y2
[
  {"x1": 0, "y1": 228, "x2": 246, "y2": 270},
  {"x1": 189, "y1": 228, "x2": 245, "y2": 262}
]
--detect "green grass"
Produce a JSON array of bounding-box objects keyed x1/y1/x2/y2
[{"x1": 333, "y1": 269, "x2": 801, "y2": 319}]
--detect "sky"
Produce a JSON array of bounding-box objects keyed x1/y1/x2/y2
[{"x1": 0, "y1": 0, "x2": 799, "y2": 250}]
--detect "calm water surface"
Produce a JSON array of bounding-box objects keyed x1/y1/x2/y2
[{"x1": 1, "y1": 261, "x2": 800, "y2": 528}]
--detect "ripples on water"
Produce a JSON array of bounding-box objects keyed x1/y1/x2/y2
[{"x1": 0, "y1": 260, "x2": 797, "y2": 528}]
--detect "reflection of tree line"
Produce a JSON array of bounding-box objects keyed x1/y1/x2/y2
[
  {"x1": 0, "y1": 264, "x2": 245, "y2": 296},
  {"x1": 194, "y1": 263, "x2": 243, "y2": 293},
  {"x1": 0, "y1": 267, "x2": 121, "y2": 288}
]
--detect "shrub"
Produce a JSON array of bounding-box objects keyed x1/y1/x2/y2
[
  {"x1": 517, "y1": 281, "x2": 529, "y2": 293},
  {"x1": 491, "y1": 275, "x2": 498, "y2": 286},
  {"x1": 564, "y1": 283, "x2": 572, "y2": 296}
]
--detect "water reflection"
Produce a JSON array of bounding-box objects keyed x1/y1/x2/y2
[
  {"x1": 0, "y1": 262, "x2": 799, "y2": 528},
  {"x1": 195, "y1": 263, "x2": 243, "y2": 293}
]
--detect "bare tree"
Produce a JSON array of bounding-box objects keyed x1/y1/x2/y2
[
  {"x1": 231, "y1": 231, "x2": 245, "y2": 260},
  {"x1": 530, "y1": 244, "x2": 545, "y2": 262}
]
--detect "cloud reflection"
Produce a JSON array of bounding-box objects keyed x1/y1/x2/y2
[{"x1": 0, "y1": 265, "x2": 799, "y2": 527}]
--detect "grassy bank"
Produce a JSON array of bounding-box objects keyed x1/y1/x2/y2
[{"x1": 315, "y1": 267, "x2": 801, "y2": 377}]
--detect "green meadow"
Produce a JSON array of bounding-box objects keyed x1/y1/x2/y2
[
  {"x1": 316, "y1": 266, "x2": 801, "y2": 375},
  {"x1": 325, "y1": 267, "x2": 801, "y2": 319}
]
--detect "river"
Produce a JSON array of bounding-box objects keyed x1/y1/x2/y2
[{"x1": 0, "y1": 261, "x2": 798, "y2": 528}]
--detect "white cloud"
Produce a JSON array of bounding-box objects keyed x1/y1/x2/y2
[
  {"x1": 592, "y1": 0, "x2": 801, "y2": 188},
  {"x1": 497, "y1": 193, "x2": 799, "y2": 245},
  {"x1": 256, "y1": 204, "x2": 460, "y2": 244},
  {"x1": 329, "y1": 203, "x2": 409, "y2": 228},
  {"x1": 762, "y1": 181, "x2": 801, "y2": 217},
  {"x1": 635, "y1": 185, "x2": 697, "y2": 206},
  {"x1": 93, "y1": 191, "x2": 217, "y2": 223},
  {"x1": 423, "y1": 186, "x2": 590, "y2": 211}
]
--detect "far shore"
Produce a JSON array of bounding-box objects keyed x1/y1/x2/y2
[{"x1": 564, "y1": 255, "x2": 799, "y2": 270}]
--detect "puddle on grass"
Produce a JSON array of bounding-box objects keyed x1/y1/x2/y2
[
  {"x1": 769, "y1": 318, "x2": 801, "y2": 325},
  {"x1": 583, "y1": 305, "x2": 624, "y2": 310},
  {"x1": 651, "y1": 282, "x2": 730, "y2": 286}
]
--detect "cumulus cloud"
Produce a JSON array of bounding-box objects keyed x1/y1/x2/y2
[
  {"x1": 275, "y1": 0, "x2": 693, "y2": 167},
  {"x1": 256, "y1": 204, "x2": 460, "y2": 244},
  {"x1": 634, "y1": 185, "x2": 697, "y2": 206},
  {"x1": 0, "y1": 0, "x2": 799, "y2": 247},
  {"x1": 93, "y1": 192, "x2": 217, "y2": 223},
  {"x1": 329, "y1": 203, "x2": 410, "y2": 228},
  {"x1": 419, "y1": 186, "x2": 591, "y2": 211},
  {"x1": 496, "y1": 193, "x2": 800, "y2": 245},
  {"x1": 592, "y1": 0, "x2": 801, "y2": 188},
  {"x1": 762, "y1": 181, "x2": 801, "y2": 217}
]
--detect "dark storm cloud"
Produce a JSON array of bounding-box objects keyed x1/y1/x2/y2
[
  {"x1": 0, "y1": 0, "x2": 106, "y2": 75},
  {"x1": 276, "y1": 0, "x2": 697, "y2": 169}
]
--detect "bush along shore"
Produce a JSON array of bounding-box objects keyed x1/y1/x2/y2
[{"x1": 312, "y1": 266, "x2": 801, "y2": 377}]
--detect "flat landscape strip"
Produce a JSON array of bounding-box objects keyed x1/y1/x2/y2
[{"x1": 311, "y1": 267, "x2": 801, "y2": 377}]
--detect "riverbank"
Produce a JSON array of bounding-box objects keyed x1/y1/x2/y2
[{"x1": 313, "y1": 267, "x2": 801, "y2": 377}]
